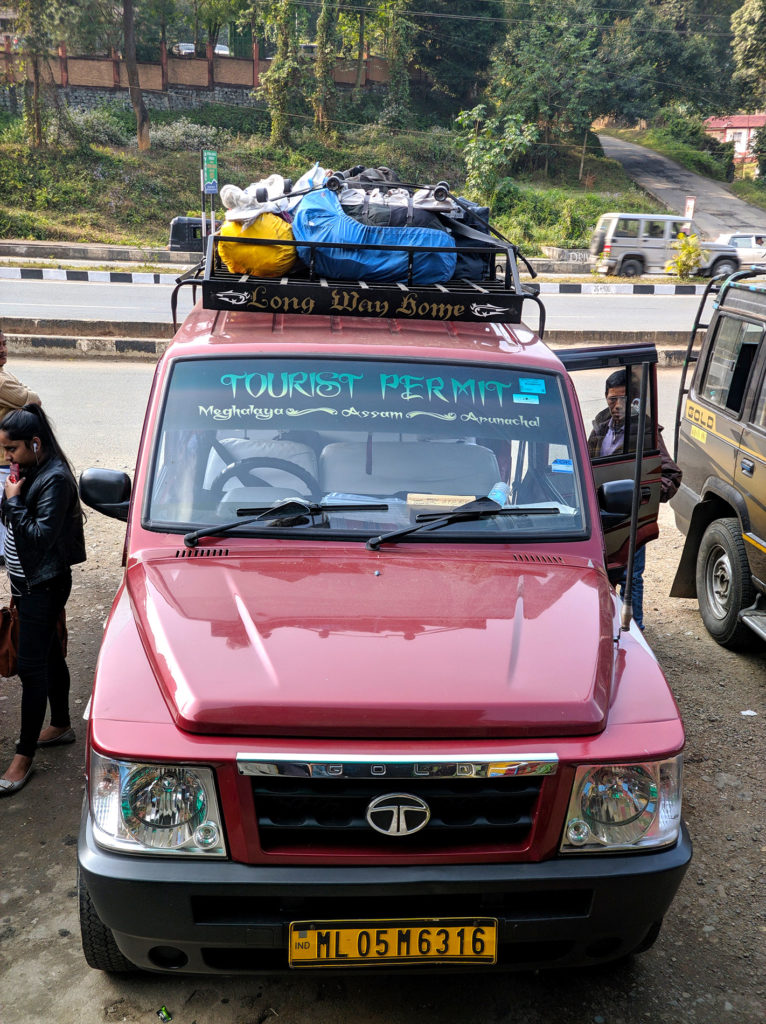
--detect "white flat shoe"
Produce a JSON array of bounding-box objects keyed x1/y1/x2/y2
[{"x1": 0, "y1": 766, "x2": 34, "y2": 797}]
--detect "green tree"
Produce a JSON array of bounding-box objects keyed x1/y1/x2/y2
[
  {"x1": 313, "y1": 0, "x2": 339, "y2": 135},
  {"x1": 337, "y1": 0, "x2": 379, "y2": 96},
  {"x1": 133, "y1": 0, "x2": 178, "y2": 61},
  {"x1": 410, "y1": 0, "x2": 502, "y2": 105},
  {"x1": 489, "y1": 0, "x2": 608, "y2": 176},
  {"x1": 14, "y1": 0, "x2": 78, "y2": 147},
  {"x1": 752, "y1": 124, "x2": 766, "y2": 179},
  {"x1": 123, "y1": 0, "x2": 151, "y2": 150},
  {"x1": 455, "y1": 104, "x2": 539, "y2": 198},
  {"x1": 379, "y1": 0, "x2": 413, "y2": 128},
  {"x1": 732, "y1": 0, "x2": 766, "y2": 106},
  {"x1": 200, "y1": 0, "x2": 239, "y2": 52},
  {"x1": 600, "y1": 0, "x2": 740, "y2": 118},
  {"x1": 257, "y1": 0, "x2": 304, "y2": 144}
]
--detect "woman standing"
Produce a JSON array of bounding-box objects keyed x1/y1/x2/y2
[
  {"x1": 0, "y1": 325, "x2": 42, "y2": 561},
  {"x1": 0, "y1": 404, "x2": 86, "y2": 796}
]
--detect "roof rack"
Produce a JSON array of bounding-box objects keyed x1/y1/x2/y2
[{"x1": 170, "y1": 186, "x2": 546, "y2": 335}]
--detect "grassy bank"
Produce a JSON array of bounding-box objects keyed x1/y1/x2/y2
[
  {"x1": 600, "y1": 125, "x2": 734, "y2": 181},
  {"x1": 729, "y1": 179, "x2": 766, "y2": 215},
  {"x1": 0, "y1": 106, "x2": 665, "y2": 252}
]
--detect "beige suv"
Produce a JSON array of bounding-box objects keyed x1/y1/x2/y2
[
  {"x1": 591, "y1": 212, "x2": 739, "y2": 278},
  {"x1": 670, "y1": 268, "x2": 766, "y2": 647}
]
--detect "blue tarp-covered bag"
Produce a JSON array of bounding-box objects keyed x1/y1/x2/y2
[{"x1": 292, "y1": 188, "x2": 456, "y2": 283}]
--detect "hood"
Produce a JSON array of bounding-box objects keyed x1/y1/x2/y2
[{"x1": 127, "y1": 546, "x2": 616, "y2": 738}]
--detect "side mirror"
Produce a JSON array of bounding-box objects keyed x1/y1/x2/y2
[
  {"x1": 79, "y1": 468, "x2": 132, "y2": 522},
  {"x1": 597, "y1": 479, "x2": 633, "y2": 527}
]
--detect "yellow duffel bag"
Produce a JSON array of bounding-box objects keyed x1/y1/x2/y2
[{"x1": 217, "y1": 213, "x2": 297, "y2": 277}]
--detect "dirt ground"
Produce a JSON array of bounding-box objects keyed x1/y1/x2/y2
[{"x1": 0, "y1": 505, "x2": 764, "y2": 1024}]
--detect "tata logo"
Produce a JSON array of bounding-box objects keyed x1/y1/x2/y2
[{"x1": 365, "y1": 793, "x2": 431, "y2": 836}]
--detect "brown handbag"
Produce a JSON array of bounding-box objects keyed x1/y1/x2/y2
[
  {"x1": 0, "y1": 598, "x2": 19, "y2": 677},
  {"x1": 0, "y1": 600, "x2": 67, "y2": 677}
]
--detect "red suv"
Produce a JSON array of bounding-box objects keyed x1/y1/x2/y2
[{"x1": 76, "y1": 224, "x2": 690, "y2": 975}]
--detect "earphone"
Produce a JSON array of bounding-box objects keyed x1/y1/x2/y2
[{"x1": 33, "y1": 442, "x2": 38, "y2": 452}]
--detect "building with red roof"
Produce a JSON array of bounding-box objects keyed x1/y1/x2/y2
[{"x1": 704, "y1": 113, "x2": 766, "y2": 161}]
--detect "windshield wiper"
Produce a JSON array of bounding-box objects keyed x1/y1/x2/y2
[
  {"x1": 365, "y1": 497, "x2": 559, "y2": 551},
  {"x1": 184, "y1": 498, "x2": 388, "y2": 548}
]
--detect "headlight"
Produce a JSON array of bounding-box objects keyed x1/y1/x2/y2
[
  {"x1": 89, "y1": 751, "x2": 227, "y2": 857},
  {"x1": 560, "y1": 756, "x2": 682, "y2": 853}
]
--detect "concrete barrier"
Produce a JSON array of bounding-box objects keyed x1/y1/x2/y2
[{"x1": 3, "y1": 318, "x2": 691, "y2": 364}]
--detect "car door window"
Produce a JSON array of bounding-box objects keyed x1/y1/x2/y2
[
  {"x1": 574, "y1": 366, "x2": 656, "y2": 461},
  {"x1": 615, "y1": 218, "x2": 639, "y2": 238},
  {"x1": 752, "y1": 363, "x2": 766, "y2": 429},
  {"x1": 700, "y1": 318, "x2": 762, "y2": 414},
  {"x1": 557, "y1": 348, "x2": 660, "y2": 568},
  {"x1": 645, "y1": 220, "x2": 666, "y2": 239}
]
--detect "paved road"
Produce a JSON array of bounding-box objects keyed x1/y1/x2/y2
[
  {"x1": 0, "y1": 278, "x2": 703, "y2": 334},
  {"x1": 598, "y1": 134, "x2": 766, "y2": 239},
  {"x1": 0, "y1": 278, "x2": 196, "y2": 325},
  {"x1": 1, "y1": 360, "x2": 763, "y2": 1024}
]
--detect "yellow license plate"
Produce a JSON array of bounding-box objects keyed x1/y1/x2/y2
[{"x1": 289, "y1": 917, "x2": 497, "y2": 968}]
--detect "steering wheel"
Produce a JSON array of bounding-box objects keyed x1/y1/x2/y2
[{"x1": 210, "y1": 457, "x2": 322, "y2": 502}]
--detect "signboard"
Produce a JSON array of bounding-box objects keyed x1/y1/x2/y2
[
  {"x1": 202, "y1": 278, "x2": 525, "y2": 324},
  {"x1": 201, "y1": 149, "x2": 219, "y2": 195},
  {"x1": 684, "y1": 195, "x2": 696, "y2": 220}
]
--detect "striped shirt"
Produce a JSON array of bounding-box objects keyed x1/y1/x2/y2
[{"x1": 4, "y1": 523, "x2": 24, "y2": 579}]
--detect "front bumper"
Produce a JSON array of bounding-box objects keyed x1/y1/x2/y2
[{"x1": 78, "y1": 808, "x2": 692, "y2": 974}]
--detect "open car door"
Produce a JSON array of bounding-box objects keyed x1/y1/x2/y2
[{"x1": 557, "y1": 344, "x2": 662, "y2": 574}]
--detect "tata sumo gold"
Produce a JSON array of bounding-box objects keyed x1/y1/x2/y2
[
  {"x1": 670, "y1": 267, "x2": 766, "y2": 647},
  {"x1": 76, "y1": 180, "x2": 691, "y2": 975}
]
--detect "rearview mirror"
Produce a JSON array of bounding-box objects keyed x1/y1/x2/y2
[
  {"x1": 597, "y1": 479, "x2": 633, "y2": 526},
  {"x1": 79, "y1": 468, "x2": 132, "y2": 522}
]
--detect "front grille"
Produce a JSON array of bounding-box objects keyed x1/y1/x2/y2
[{"x1": 250, "y1": 776, "x2": 543, "y2": 854}]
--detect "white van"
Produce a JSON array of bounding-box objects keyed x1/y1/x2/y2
[{"x1": 591, "y1": 212, "x2": 739, "y2": 278}]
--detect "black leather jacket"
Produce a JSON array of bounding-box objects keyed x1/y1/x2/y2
[{"x1": 1, "y1": 454, "x2": 86, "y2": 587}]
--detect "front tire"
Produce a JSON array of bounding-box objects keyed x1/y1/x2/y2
[
  {"x1": 78, "y1": 868, "x2": 137, "y2": 973},
  {"x1": 619, "y1": 258, "x2": 643, "y2": 277},
  {"x1": 710, "y1": 257, "x2": 737, "y2": 278},
  {"x1": 696, "y1": 518, "x2": 755, "y2": 649}
]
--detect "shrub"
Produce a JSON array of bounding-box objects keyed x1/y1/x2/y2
[
  {"x1": 666, "y1": 232, "x2": 708, "y2": 280},
  {"x1": 752, "y1": 125, "x2": 766, "y2": 181},
  {"x1": 144, "y1": 117, "x2": 233, "y2": 151},
  {"x1": 174, "y1": 103, "x2": 270, "y2": 136},
  {"x1": 58, "y1": 107, "x2": 132, "y2": 147}
]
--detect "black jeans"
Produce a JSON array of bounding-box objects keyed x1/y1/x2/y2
[{"x1": 11, "y1": 570, "x2": 72, "y2": 759}]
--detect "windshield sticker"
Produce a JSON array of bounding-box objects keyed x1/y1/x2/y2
[
  {"x1": 551, "y1": 459, "x2": 574, "y2": 473},
  {"x1": 166, "y1": 359, "x2": 568, "y2": 441},
  {"x1": 407, "y1": 493, "x2": 477, "y2": 506},
  {"x1": 518, "y1": 378, "x2": 546, "y2": 394}
]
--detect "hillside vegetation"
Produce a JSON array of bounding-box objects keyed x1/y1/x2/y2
[{"x1": 0, "y1": 105, "x2": 664, "y2": 254}]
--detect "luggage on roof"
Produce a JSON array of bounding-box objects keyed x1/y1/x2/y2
[
  {"x1": 171, "y1": 164, "x2": 544, "y2": 331},
  {"x1": 292, "y1": 189, "x2": 457, "y2": 285}
]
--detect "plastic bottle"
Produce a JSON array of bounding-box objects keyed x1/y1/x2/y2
[{"x1": 487, "y1": 481, "x2": 510, "y2": 507}]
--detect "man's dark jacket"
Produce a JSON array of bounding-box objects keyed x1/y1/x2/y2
[{"x1": 587, "y1": 409, "x2": 682, "y2": 502}]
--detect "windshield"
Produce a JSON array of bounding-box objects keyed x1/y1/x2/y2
[{"x1": 146, "y1": 356, "x2": 586, "y2": 542}]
